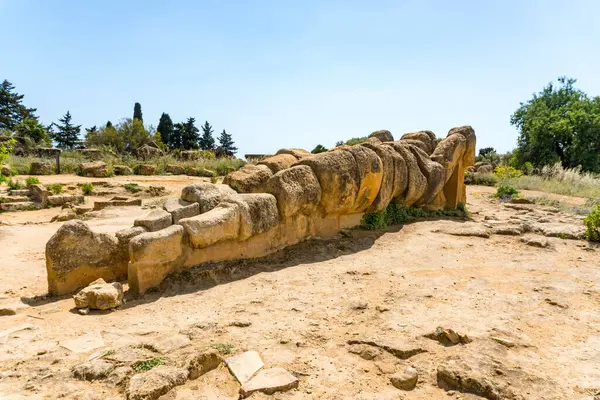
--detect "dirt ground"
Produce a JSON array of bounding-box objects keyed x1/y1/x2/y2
[{"x1": 0, "y1": 178, "x2": 599, "y2": 400}]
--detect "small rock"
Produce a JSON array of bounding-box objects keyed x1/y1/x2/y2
[
  {"x1": 108, "y1": 366, "x2": 134, "y2": 386},
  {"x1": 351, "y1": 301, "x2": 368, "y2": 310},
  {"x1": 374, "y1": 360, "x2": 396, "y2": 374},
  {"x1": 72, "y1": 360, "x2": 115, "y2": 381},
  {"x1": 520, "y1": 236, "x2": 550, "y2": 248},
  {"x1": 186, "y1": 349, "x2": 221, "y2": 379},
  {"x1": 510, "y1": 197, "x2": 534, "y2": 204},
  {"x1": 491, "y1": 336, "x2": 515, "y2": 348},
  {"x1": 0, "y1": 301, "x2": 29, "y2": 316},
  {"x1": 144, "y1": 334, "x2": 191, "y2": 354},
  {"x1": 390, "y1": 367, "x2": 418, "y2": 390},
  {"x1": 545, "y1": 298, "x2": 569, "y2": 309},
  {"x1": 73, "y1": 278, "x2": 123, "y2": 310},
  {"x1": 359, "y1": 347, "x2": 380, "y2": 360},
  {"x1": 375, "y1": 305, "x2": 391, "y2": 312},
  {"x1": 127, "y1": 366, "x2": 187, "y2": 400},
  {"x1": 225, "y1": 351, "x2": 264, "y2": 384},
  {"x1": 230, "y1": 321, "x2": 252, "y2": 327},
  {"x1": 78, "y1": 308, "x2": 90, "y2": 315},
  {"x1": 240, "y1": 367, "x2": 299, "y2": 398}
]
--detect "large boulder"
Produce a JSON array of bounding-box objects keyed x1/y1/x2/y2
[
  {"x1": 369, "y1": 130, "x2": 394, "y2": 142},
  {"x1": 136, "y1": 164, "x2": 156, "y2": 176},
  {"x1": 223, "y1": 164, "x2": 273, "y2": 193},
  {"x1": 73, "y1": 278, "x2": 124, "y2": 310},
  {"x1": 400, "y1": 131, "x2": 437, "y2": 155},
  {"x1": 180, "y1": 183, "x2": 236, "y2": 214},
  {"x1": 385, "y1": 142, "x2": 428, "y2": 207},
  {"x1": 265, "y1": 165, "x2": 322, "y2": 218},
  {"x1": 134, "y1": 209, "x2": 173, "y2": 232},
  {"x1": 275, "y1": 148, "x2": 312, "y2": 160},
  {"x1": 113, "y1": 165, "x2": 133, "y2": 176},
  {"x1": 178, "y1": 203, "x2": 240, "y2": 248},
  {"x1": 258, "y1": 154, "x2": 298, "y2": 173},
  {"x1": 338, "y1": 146, "x2": 383, "y2": 213},
  {"x1": 128, "y1": 225, "x2": 185, "y2": 294},
  {"x1": 165, "y1": 164, "x2": 185, "y2": 175},
  {"x1": 46, "y1": 221, "x2": 127, "y2": 295},
  {"x1": 30, "y1": 161, "x2": 54, "y2": 175},
  {"x1": 163, "y1": 198, "x2": 200, "y2": 224},
  {"x1": 296, "y1": 150, "x2": 360, "y2": 214},
  {"x1": 79, "y1": 161, "x2": 109, "y2": 178},
  {"x1": 221, "y1": 193, "x2": 279, "y2": 240},
  {"x1": 1, "y1": 164, "x2": 11, "y2": 176},
  {"x1": 362, "y1": 142, "x2": 408, "y2": 213}
]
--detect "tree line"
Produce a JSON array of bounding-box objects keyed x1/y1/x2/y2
[{"x1": 0, "y1": 80, "x2": 237, "y2": 156}]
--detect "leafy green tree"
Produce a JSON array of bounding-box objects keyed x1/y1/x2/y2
[
  {"x1": 311, "y1": 144, "x2": 328, "y2": 154},
  {"x1": 217, "y1": 129, "x2": 237, "y2": 156},
  {"x1": 116, "y1": 118, "x2": 150, "y2": 153},
  {"x1": 14, "y1": 118, "x2": 51, "y2": 147},
  {"x1": 51, "y1": 111, "x2": 81, "y2": 149},
  {"x1": 181, "y1": 117, "x2": 200, "y2": 150},
  {"x1": 0, "y1": 80, "x2": 37, "y2": 131},
  {"x1": 199, "y1": 121, "x2": 215, "y2": 150},
  {"x1": 511, "y1": 77, "x2": 600, "y2": 172},
  {"x1": 478, "y1": 147, "x2": 496, "y2": 158},
  {"x1": 133, "y1": 102, "x2": 143, "y2": 122},
  {"x1": 157, "y1": 113, "x2": 174, "y2": 149}
]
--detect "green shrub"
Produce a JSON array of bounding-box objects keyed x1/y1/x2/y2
[
  {"x1": 47, "y1": 183, "x2": 63, "y2": 194},
  {"x1": 494, "y1": 165, "x2": 523, "y2": 180},
  {"x1": 360, "y1": 201, "x2": 467, "y2": 230},
  {"x1": 494, "y1": 184, "x2": 520, "y2": 199},
  {"x1": 81, "y1": 182, "x2": 94, "y2": 195},
  {"x1": 210, "y1": 176, "x2": 218, "y2": 184},
  {"x1": 0, "y1": 175, "x2": 7, "y2": 184},
  {"x1": 7, "y1": 178, "x2": 23, "y2": 190},
  {"x1": 123, "y1": 183, "x2": 141, "y2": 193},
  {"x1": 464, "y1": 171, "x2": 498, "y2": 186},
  {"x1": 25, "y1": 176, "x2": 40, "y2": 186},
  {"x1": 584, "y1": 205, "x2": 600, "y2": 242},
  {"x1": 198, "y1": 150, "x2": 216, "y2": 160},
  {"x1": 522, "y1": 162, "x2": 534, "y2": 175}
]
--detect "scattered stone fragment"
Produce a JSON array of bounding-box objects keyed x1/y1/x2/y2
[
  {"x1": 230, "y1": 321, "x2": 252, "y2": 327},
  {"x1": 144, "y1": 334, "x2": 191, "y2": 354},
  {"x1": 127, "y1": 366, "x2": 188, "y2": 400},
  {"x1": 351, "y1": 300, "x2": 368, "y2": 310},
  {"x1": 491, "y1": 224, "x2": 523, "y2": 236},
  {"x1": 225, "y1": 351, "x2": 264, "y2": 384},
  {"x1": 359, "y1": 347, "x2": 381, "y2": 360},
  {"x1": 0, "y1": 301, "x2": 29, "y2": 316},
  {"x1": 240, "y1": 367, "x2": 299, "y2": 398},
  {"x1": 186, "y1": 349, "x2": 222, "y2": 379},
  {"x1": 375, "y1": 304, "x2": 391, "y2": 312},
  {"x1": 73, "y1": 278, "x2": 123, "y2": 310},
  {"x1": 78, "y1": 308, "x2": 90, "y2": 315},
  {"x1": 437, "y1": 359, "x2": 513, "y2": 399},
  {"x1": 545, "y1": 298, "x2": 569, "y2": 309},
  {"x1": 72, "y1": 360, "x2": 115, "y2": 381},
  {"x1": 61, "y1": 331, "x2": 105, "y2": 353},
  {"x1": 530, "y1": 222, "x2": 585, "y2": 240},
  {"x1": 491, "y1": 336, "x2": 515, "y2": 348},
  {"x1": 425, "y1": 327, "x2": 471, "y2": 346},
  {"x1": 445, "y1": 224, "x2": 490, "y2": 238},
  {"x1": 390, "y1": 367, "x2": 418, "y2": 390},
  {"x1": 374, "y1": 360, "x2": 396, "y2": 375},
  {"x1": 347, "y1": 339, "x2": 427, "y2": 359},
  {"x1": 520, "y1": 235, "x2": 550, "y2": 248}
]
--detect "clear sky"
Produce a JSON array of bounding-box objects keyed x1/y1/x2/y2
[{"x1": 2, "y1": 0, "x2": 599, "y2": 157}]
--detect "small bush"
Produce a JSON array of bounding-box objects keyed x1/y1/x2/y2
[
  {"x1": 494, "y1": 165, "x2": 523, "y2": 180},
  {"x1": 464, "y1": 171, "x2": 498, "y2": 186},
  {"x1": 584, "y1": 205, "x2": 600, "y2": 242},
  {"x1": 131, "y1": 357, "x2": 164, "y2": 372},
  {"x1": 494, "y1": 184, "x2": 520, "y2": 199},
  {"x1": 81, "y1": 182, "x2": 94, "y2": 195},
  {"x1": 25, "y1": 176, "x2": 40, "y2": 186},
  {"x1": 211, "y1": 343, "x2": 235, "y2": 355},
  {"x1": 123, "y1": 183, "x2": 141, "y2": 193},
  {"x1": 360, "y1": 201, "x2": 467, "y2": 230},
  {"x1": 522, "y1": 162, "x2": 534, "y2": 175},
  {"x1": 7, "y1": 178, "x2": 24, "y2": 190},
  {"x1": 210, "y1": 176, "x2": 218, "y2": 184},
  {"x1": 0, "y1": 175, "x2": 7, "y2": 184},
  {"x1": 198, "y1": 150, "x2": 216, "y2": 160},
  {"x1": 47, "y1": 183, "x2": 63, "y2": 194}
]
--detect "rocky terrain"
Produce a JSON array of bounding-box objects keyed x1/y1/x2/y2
[{"x1": 1, "y1": 182, "x2": 599, "y2": 399}]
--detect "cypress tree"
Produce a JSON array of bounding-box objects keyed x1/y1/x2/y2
[
  {"x1": 217, "y1": 129, "x2": 237, "y2": 156},
  {"x1": 181, "y1": 117, "x2": 200, "y2": 150},
  {"x1": 199, "y1": 121, "x2": 215, "y2": 151},
  {"x1": 106, "y1": 121, "x2": 113, "y2": 129},
  {"x1": 0, "y1": 80, "x2": 37, "y2": 130},
  {"x1": 51, "y1": 111, "x2": 81, "y2": 149},
  {"x1": 133, "y1": 102, "x2": 143, "y2": 122},
  {"x1": 157, "y1": 113, "x2": 174, "y2": 149}
]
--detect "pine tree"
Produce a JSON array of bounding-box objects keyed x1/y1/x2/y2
[
  {"x1": 106, "y1": 121, "x2": 113, "y2": 129},
  {"x1": 86, "y1": 125, "x2": 98, "y2": 134},
  {"x1": 199, "y1": 121, "x2": 215, "y2": 151},
  {"x1": 157, "y1": 113, "x2": 174, "y2": 149},
  {"x1": 133, "y1": 102, "x2": 143, "y2": 122},
  {"x1": 51, "y1": 111, "x2": 81, "y2": 149},
  {"x1": 181, "y1": 117, "x2": 200, "y2": 150},
  {"x1": 217, "y1": 129, "x2": 237, "y2": 156},
  {"x1": 171, "y1": 123, "x2": 184, "y2": 149},
  {"x1": 0, "y1": 80, "x2": 37, "y2": 130}
]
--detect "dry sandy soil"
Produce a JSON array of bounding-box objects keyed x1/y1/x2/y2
[{"x1": 0, "y1": 177, "x2": 599, "y2": 400}]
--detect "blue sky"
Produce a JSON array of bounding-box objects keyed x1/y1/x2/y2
[{"x1": 2, "y1": 0, "x2": 599, "y2": 157}]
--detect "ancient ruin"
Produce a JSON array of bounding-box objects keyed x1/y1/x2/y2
[{"x1": 45, "y1": 126, "x2": 476, "y2": 295}]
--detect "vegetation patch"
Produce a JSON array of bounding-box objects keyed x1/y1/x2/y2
[
  {"x1": 360, "y1": 202, "x2": 468, "y2": 230},
  {"x1": 210, "y1": 343, "x2": 235, "y2": 355},
  {"x1": 47, "y1": 183, "x2": 63, "y2": 194},
  {"x1": 464, "y1": 171, "x2": 497, "y2": 186},
  {"x1": 81, "y1": 182, "x2": 94, "y2": 195},
  {"x1": 25, "y1": 176, "x2": 40, "y2": 186},
  {"x1": 7, "y1": 178, "x2": 24, "y2": 190},
  {"x1": 584, "y1": 205, "x2": 600, "y2": 242},
  {"x1": 493, "y1": 184, "x2": 520, "y2": 200},
  {"x1": 123, "y1": 183, "x2": 141, "y2": 193},
  {"x1": 131, "y1": 357, "x2": 164, "y2": 372}
]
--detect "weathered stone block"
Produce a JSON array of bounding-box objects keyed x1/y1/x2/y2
[
  {"x1": 258, "y1": 154, "x2": 297, "y2": 173},
  {"x1": 79, "y1": 161, "x2": 109, "y2": 177},
  {"x1": 266, "y1": 165, "x2": 321, "y2": 218},
  {"x1": 163, "y1": 198, "x2": 200, "y2": 224},
  {"x1": 180, "y1": 182, "x2": 236, "y2": 214},
  {"x1": 223, "y1": 164, "x2": 273, "y2": 193},
  {"x1": 134, "y1": 209, "x2": 172, "y2": 232},
  {"x1": 179, "y1": 203, "x2": 240, "y2": 248}
]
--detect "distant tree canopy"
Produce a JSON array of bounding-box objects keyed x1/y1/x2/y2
[
  {"x1": 157, "y1": 113, "x2": 174, "y2": 149},
  {"x1": 85, "y1": 118, "x2": 150, "y2": 153},
  {"x1": 311, "y1": 144, "x2": 328, "y2": 154},
  {"x1": 0, "y1": 80, "x2": 37, "y2": 131},
  {"x1": 181, "y1": 117, "x2": 200, "y2": 150},
  {"x1": 14, "y1": 118, "x2": 51, "y2": 148},
  {"x1": 336, "y1": 137, "x2": 367, "y2": 147},
  {"x1": 199, "y1": 121, "x2": 215, "y2": 151},
  {"x1": 511, "y1": 77, "x2": 600, "y2": 172},
  {"x1": 52, "y1": 111, "x2": 81, "y2": 149},
  {"x1": 133, "y1": 102, "x2": 143, "y2": 122}
]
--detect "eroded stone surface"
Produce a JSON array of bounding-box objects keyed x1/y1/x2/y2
[
  {"x1": 240, "y1": 367, "x2": 298, "y2": 398},
  {"x1": 127, "y1": 366, "x2": 187, "y2": 400},
  {"x1": 225, "y1": 351, "x2": 264, "y2": 385}
]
